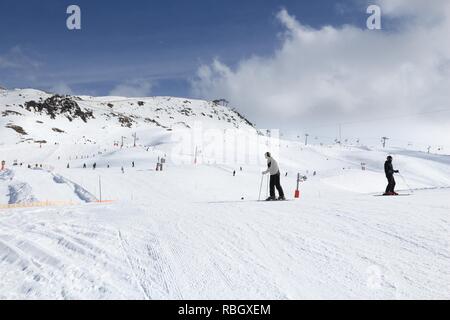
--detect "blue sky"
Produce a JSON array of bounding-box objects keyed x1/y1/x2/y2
[{"x1": 0, "y1": 0, "x2": 370, "y2": 97}]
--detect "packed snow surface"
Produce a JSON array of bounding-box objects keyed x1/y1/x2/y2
[{"x1": 1, "y1": 89, "x2": 449, "y2": 299}]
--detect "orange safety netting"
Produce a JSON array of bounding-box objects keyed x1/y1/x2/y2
[{"x1": 0, "y1": 200, "x2": 115, "y2": 210}]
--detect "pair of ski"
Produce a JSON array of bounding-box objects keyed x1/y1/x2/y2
[
  {"x1": 207, "y1": 199, "x2": 293, "y2": 204},
  {"x1": 373, "y1": 194, "x2": 411, "y2": 197}
]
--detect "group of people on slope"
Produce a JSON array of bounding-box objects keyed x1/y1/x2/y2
[{"x1": 261, "y1": 153, "x2": 402, "y2": 200}]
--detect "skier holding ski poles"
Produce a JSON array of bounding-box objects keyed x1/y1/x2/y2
[
  {"x1": 384, "y1": 155, "x2": 399, "y2": 196},
  {"x1": 262, "y1": 152, "x2": 286, "y2": 201}
]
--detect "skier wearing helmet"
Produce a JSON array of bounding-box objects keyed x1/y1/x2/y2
[
  {"x1": 384, "y1": 156, "x2": 399, "y2": 196},
  {"x1": 262, "y1": 152, "x2": 286, "y2": 201}
]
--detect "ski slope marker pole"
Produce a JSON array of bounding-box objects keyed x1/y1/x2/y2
[
  {"x1": 295, "y1": 173, "x2": 300, "y2": 198},
  {"x1": 99, "y1": 176, "x2": 102, "y2": 202}
]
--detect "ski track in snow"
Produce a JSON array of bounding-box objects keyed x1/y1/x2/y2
[
  {"x1": 117, "y1": 226, "x2": 183, "y2": 299},
  {"x1": 0, "y1": 207, "x2": 143, "y2": 299},
  {"x1": 0, "y1": 176, "x2": 449, "y2": 299},
  {"x1": 1, "y1": 169, "x2": 38, "y2": 205},
  {"x1": 0, "y1": 169, "x2": 14, "y2": 181},
  {"x1": 1, "y1": 168, "x2": 99, "y2": 205},
  {"x1": 7, "y1": 182, "x2": 38, "y2": 204},
  {"x1": 51, "y1": 173, "x2": 97, "y2": 203}
]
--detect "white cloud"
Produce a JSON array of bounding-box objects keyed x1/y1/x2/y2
[
  {"x1": 0, "y1": 46, "x2": 41, "y2": 70},
  {"x1": 191, "y1": 2, "x2": 450, "y2": 148},
  {"x1": 50, "y1": 82, "x2": 74, "y2": 95},
  {"x1": 109, "y1": 79, "x2": 153, "y2": 97},
  {"x1": 0, "y1": 46, "x2": 43, "y2": 88},
  {"x1": 377, "y1": 0, "x2": 449, "y2": 19}
]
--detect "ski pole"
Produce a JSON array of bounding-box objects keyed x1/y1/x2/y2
[
  {"x1": 398, "y1": 172, "x2": 414, "y2": 194},
  {"x1": 258, "y1": 175, "x2": 264, "y2": 201}
]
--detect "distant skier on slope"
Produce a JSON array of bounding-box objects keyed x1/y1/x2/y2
[
  {"x1": 384, "y1": 156, "x2": 399, "y2": 196},
  {"x1": 262, "y1": 152, "x2": 286, "y2": 201}
]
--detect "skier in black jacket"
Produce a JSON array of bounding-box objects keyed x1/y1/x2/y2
[{"x1": 384, "y1": 156, "x2": 399, "y2": 195}]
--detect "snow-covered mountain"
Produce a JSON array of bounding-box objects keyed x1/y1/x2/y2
[
  {"x1": 1, "y1": 88, "x2": 449, "y2": 300},
  {"x1": 1, "y1": 88, "x2": 256, "y2": 147}
]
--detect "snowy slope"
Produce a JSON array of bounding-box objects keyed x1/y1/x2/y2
[
  {"x1": 0, "y1": 164, "x2": 448, "y2": 299},
  {"x1": 1, "y1": 88, "x2": 449, "y2": 299},
  {"x1": 0, "y1": 88, "x2": 256, "y2": 148}
]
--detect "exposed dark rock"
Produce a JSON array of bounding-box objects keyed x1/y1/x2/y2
[
  {"x1": 232, "y1": 108, "x2": 255, "y2": 128},
  {"x1": 179, "y1": 107, "x2": 194, "y2": 116},
  {"x1": 6, "y1": 124, "x2": 27, "y2": 135},
  {"x1": 118, "y1": 115, "x2": 134, "y2": 128},
  {"x1": 144, "y1": 117, "x2": 168, "y2": 129},
  {"x1": 107, "y1": 112, "x2": 136, "y2": 128},
  {"x1": 173, "y1": 122, "x2": 191, "y2": 129},
  {"x1": 212, "y1": 99, "x2": 229, "y2": 107},
  {"x1": 24, "y1": 95, "x2": 94, "y2": 123},
  {"x1": 52, "y1": 127, "x2": 65, "y2": 133},
  {"x1": 2, "y1": 110, "x2": 22, "y2": 117}
]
